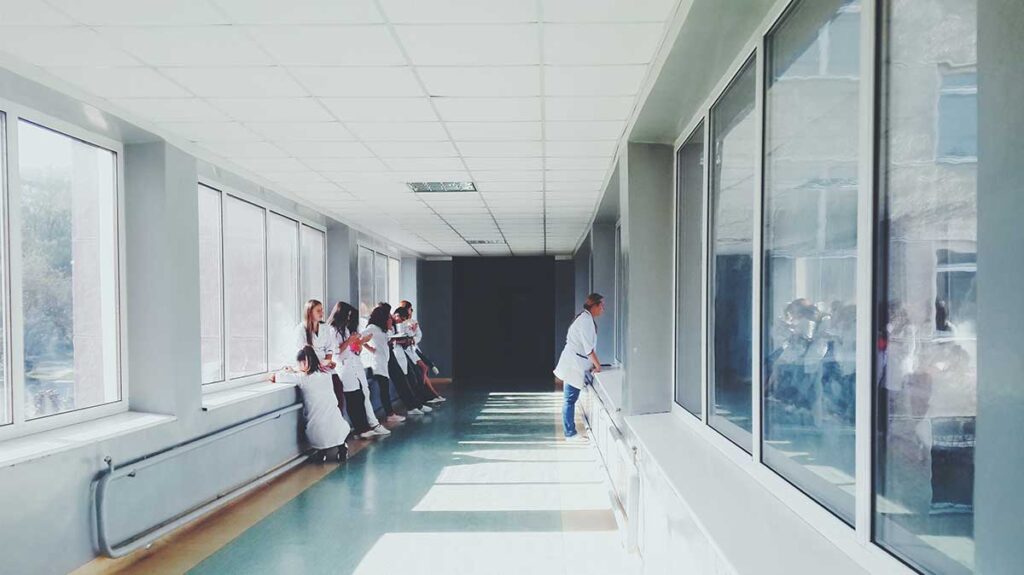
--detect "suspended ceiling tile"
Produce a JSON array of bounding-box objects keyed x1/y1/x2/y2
[
  {"x1": 447, "y1": 122, "x2": 542, "y2": 142},
  {"x1": 543, "y1": 65, "x2": 648, "y2": 96},
  {"x1": 544, "y1": 96, "x2": 635, "y2": 121},
  {"x1": 320, "y1": 97, "x2": 438, "y2": 122},
  {"x1": 397, "y1": 25, "x2": 539, "y2": 65},
  {"x1": 0, "y1": 27, "x2": 139, "y2": 66},
  {"x1": 98, "y1": 26, "x2": 271, "y2": 66},
  {"x1": 246, "y1": 25, "x2": 405, "y2": 66},
  {"x1": 288, "y1": 66, "x2": 423, "y2": 97},
  {"x1": 418, "y1": 66, "x2": 541, "y2": 97},
  {"x1": 161, "y1": 66, "x2": 308, "y2": 98},
  {"x1": 213, "y1": 0, "x2": 383, "y2": 24},
  {"x1": 209, "y1": 97, "x2": 334, "y2": 122},
  {"x1": 247, "y1": 122, "x2": 355, "y2": 142}
]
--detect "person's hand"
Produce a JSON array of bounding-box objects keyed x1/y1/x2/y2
[
  {"x1": 269, "y1": 373, "x2": 277, "y2": 383},
  {"x1": 324, "y1": 360, "x2": 336, "y2": 370},
  {"x1": 592, "y1": 364, "x2": 602, "y2": 373}
]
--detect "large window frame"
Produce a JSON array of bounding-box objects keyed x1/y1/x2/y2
[
  {"x1": 199, "y1": 177, "x2": 327, "y2": 394},
  {"x1": 664, "y1": 0, "x2": 912, "y2": 572},
  {"x1": 0, "y1": 99, "x2": 128, "y2": 442},
  {"x1": 357, "y1": 244, "x2": 401, "y2": 320}
]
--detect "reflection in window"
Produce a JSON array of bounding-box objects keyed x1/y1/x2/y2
[
  {"x1": 708, "y1": 57, "x2": 757, "y2": 450},
  {"x1": 357, "y1": 246, "x2": 374, "y2": 318},
  {"x1": 19, "y1": 121, "x2": 119, "y2": 420},
  {"x1": 300, "y1": 225, "x2": 325, "y2": 304},
  {"x1": 224, "y1": 197, "x2": 266, "y2": 378},
  {"x1": 374, "y1": 252, "x2": 388, "y2": 308},
  {"x1": 761, "y1": 0, "x2": 860, "y2": 523},
  {"x1": 388, "y1": 257, "x2": 401, "y2": 307},
  {"x1": 198, "y1": 185, "x2": 224, "y2": 384},
  {"x1": 268, "y1": 213, "x2": 299, "y2": 370},
  {"x1": 674, "y1": 122, "x2": 704, "y2": 417},
  {"x1": 875, "y1": 0, "x2": 978, "y2": 572}
]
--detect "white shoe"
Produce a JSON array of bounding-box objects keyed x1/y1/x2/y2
[
  {"x1": 431, "y1": 366, "x2": 440, "y2": 375},
  {"x1": 371, "y1": 425, "x2": 391, "y2": 436},
  {"x1": 359, "y1": 430, "x2": 377, "y2": 439},
  {"x1": 420, "y1": 404, "x2": 433, "y2": 413},
  {"x1": 407, "y1": 408, "x2": 424, "y2": 415},
  {"x1": 435, "y1": 396, "x2": 446, "y2": 402},
  {"x1": 427, "y1": 397, "x2": 443, "y2": 404},
  {"x1": 566, "y1": 435, "x2": 589, "y2": 443},
  {"x1": 387, "y1": 414, "x2": 406, "y2": 423}
]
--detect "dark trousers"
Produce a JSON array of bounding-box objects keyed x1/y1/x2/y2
[
  {"x1": 405, "y1": 357, "x2": 437, "y2": 402},
  {"x1": 343, "y1": 388, "x2": 371, "y2": 434},
  {"x1": 388, "y1": 354, "x2": 423, "y2": 410},
  {"x1": 366, "y1": 369, "x2": 394, "y2": 416},
  {"x1": 331, "y1": 374, "x2": 346, "y2": 416},
  {"x1": 418, "y1": 349, "x2": 436, "y2": 371}
]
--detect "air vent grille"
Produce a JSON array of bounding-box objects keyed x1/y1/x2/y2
[{"x1": 407, "y1": 181, "x2": 477, "y2": 193}]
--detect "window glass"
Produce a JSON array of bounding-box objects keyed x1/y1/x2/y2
[
  {"x1": 614, "y1": 224, "x2": 624, "y2": 364},
  {"x1": 875, "y1": 1, "x2": 979, "y2": 572},
  {"x1": 674, "y1": 122, "x2": 705, "y2": 416},
  {"x1": 268, "y1": 213, "x2": 299, "y2": 370},
  {"x1": 19, "y1": 120, "x2": 119, "y2": 419},
  {"x1": 374, "y1": 252, "x2": 388, "y2": 307},
  {"x1": 708, "y1": 57, "x2": 757, "y2": 450},
  {"x1": 300, "y1": 225, "x2": 325, "y2": 305},
  {"x1": 357, "y1": 246, "x2": 374, "y2": 318},
  {"x1": 198, "y1": 185, "x2": 224, "y2": 384},
  {"x1": 0, "y1": 113, "x2": 6, "y2": 425},
  {"x1": 388, "y1": 257, "x2": 400, "y2": 306},
  {"x1": 762, "y1": 0, "x2": 860, "y2": 523},
  {"x1": 224, "y1": 197, "x2": 266, "y2": 378}
]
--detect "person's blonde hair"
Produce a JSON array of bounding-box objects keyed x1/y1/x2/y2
[{"x1": 303, "y1": 299, "x2": 322, "y2": 344}]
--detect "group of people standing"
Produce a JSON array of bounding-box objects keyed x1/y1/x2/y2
[{"x1": 272, "y1": 299, "x2": 444, "y2": 462}]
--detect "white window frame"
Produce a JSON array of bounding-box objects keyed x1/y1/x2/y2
[
  {"x1": 0, "y1": 99, "x2": 128, "y2": 442},
  {"x1": 357, "y1": 244, "x2": 401, "y2": 319},
  {"x1": 199, "y1": 176, "x2": 327, "y2": 394},
  {"x1": 664, "y1": 0, "x2": 914, "y2": 572}
]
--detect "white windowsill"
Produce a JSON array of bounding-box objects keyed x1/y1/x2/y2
[
  {"x1": 593, "y1": 368, "x2": 624, "y2": 413},
  {"x1": 0, "y1": 411, "x2": 176, "y2": 469},
  {"x1": 201, "y1": 381, "x2": 297, "y2": 412}
]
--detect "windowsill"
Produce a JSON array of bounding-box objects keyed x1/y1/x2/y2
[
  {"x1": 0, "y1": 411, "x2": 176, "y2": 469},
  {"x1": 592, "y1": 367, "x2": 624, "y2": 413},
  {"x1": 201, "y1": 381, "x2": 297, "y2": 412}
]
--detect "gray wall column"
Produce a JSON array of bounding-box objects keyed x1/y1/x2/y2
[
  {"x1": 975, "y1": 1, "x2": 1024, "y2": 571},
  {"x1": 326, "y1": 221, "x2": 353, "y2": 306},
  {"x1": 620, "y1": 142, "x2": 674, "y2": 416}
]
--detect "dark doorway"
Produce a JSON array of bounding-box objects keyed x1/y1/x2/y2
[{"x1": 453, "y1": 256, "x2": 556, "y2": 379}]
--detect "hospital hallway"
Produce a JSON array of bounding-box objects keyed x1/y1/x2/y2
[{"x1": 91, "y1": 380, "x2": 638, "y2": 575}]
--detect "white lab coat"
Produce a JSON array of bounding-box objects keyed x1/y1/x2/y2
[
  {"x1": 554, "y1": 310, "x2": 597, "y2": 390},
  {"x1": 293, "y1": 322, "x2": 333, "y2": 363},
  {"x1": 398, "y1": 321, "x2": 422, "y2": 364},
  {"x1": 361, "y1": 324, "x2": 390, "y2": 375},
  {"x1": 276, "y1": 370, "x2": 350, "y2": 449},
  {"x1": 390, "y1": 324, "x2": 410, "y2": 375},
  {"x1": 333, "y1": 325, "x2": 380, "y2": 427}
]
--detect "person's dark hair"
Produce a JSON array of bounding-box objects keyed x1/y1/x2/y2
[
  {"x1": 378, "y1": 301, "x2": 392, "y2": 313},
  {"x1": 296, "y1": 345, "x2": 322, "y2": 374},
  {"x1": 399, "y1": 300, "x2": 412, "y2": 310},
  {"x1": 583, "y1": 293, "x2": 604, "y2": 311},
  {"x1": 327, "y1": 301, "x2": 359, "y2": 335},
  {"x1": 395, "y1": 306, "x2": 410, "y2": 320},
  {"x1": 368, "y1": 305, "x2": 391, "y2": 331}
]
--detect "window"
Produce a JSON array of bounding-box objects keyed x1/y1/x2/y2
[
  {"x1": 300, "y1": 225, "x2": 325, "y2": 304},
  {"x1": 614, "y1": 222, "x2": 625, "y2": 365},
  {"x1": 19, "y1": 120, "x2": 120, "y2": 421},
  {"x1": 199, "y1": 186, "x2": 327, "y2": 387},
  {"x1": 224, "y1": 197, "x2": 266, "y2": 379},
  {"x1": 357, "y1": 245, "x2": 400, "y2": 318},
  {"x1": 674, "y1": 122, "x2": 705, "y2": 417},
  {"x1": 708, "y1": 56, "x2": 757, "y2": 451},
  {"x1": 762, "y1": 0, "x2": 860, "y2": 524},
  {"x1": 388, "y1": 257, "x2": 401, "y2": 307},
  {"x1": 0, "y1": 113, "x2": 6, "y2": 426},
  {"x1": 267, "y1": 213, "x2": 299, "y2": 370},
  {"x1": 198, "y1": 185, "x2": 224, "y2": 384},
  {"x1": 357, "y1": 246, "x2": 374, "y2": 318},
  {"x1": 875, "y1": 1, "x2": 979, "y2": 572}
]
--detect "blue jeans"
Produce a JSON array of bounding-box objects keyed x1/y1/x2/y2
[{"x1": 563, "y1": 384, "x2": 581, "y2": 437}]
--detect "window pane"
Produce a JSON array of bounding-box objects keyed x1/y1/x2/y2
[
  {"x1": 268, "y1": 213, "x2": 298, "y2": 370},
  {"x1": 675, "y1": 122, "x2": 705, "y2": 416},
  {"x1": 388, "y1": 257, "x2": 400, "y2": 306},
  {"x1": 19, "y1": 121, "x2": 119, "y2": 420},
  {"x1": 358, "y1": 246, "x2": 373, "y2": 318},
  {"x1": 0, "y1": 113, "x2": 6, "y2": 425},
  {"x1": 708, "y1": 58, "x2": 757, "y2": 450},
  {"x1": 374, "y1": 252, "x2": 387, "y2": 305},
  {"x1": 224, "y1": 197, "x2": 266, "y2": 378},
  {"x1": 300, "y1": 225, "x2": 325, "y2": 304},
  {"x1": 875, "y1": 1, "x2": 979, "y2": 572},
  {"x1": 762, "y1": 0, "x2": 860, "y2": 524},
  {"x1": 198, "y1": 185, "x2": 223, "y2": 384}
]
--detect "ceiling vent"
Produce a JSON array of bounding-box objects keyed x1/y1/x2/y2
[
  {"x1": 407, "y1": 181, "x2": 477, "y2": 193},
  {"x1": 467, "y1": 239, "x2": 505, "y2": 245}
]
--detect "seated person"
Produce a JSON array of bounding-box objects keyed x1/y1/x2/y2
[{"x1": 272, "y1": 346, "x2": 350, "y2": 463}]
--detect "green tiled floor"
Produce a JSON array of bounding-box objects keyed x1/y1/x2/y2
[{"x1": 189, "y1": 381, "x2": 635, "y2": 575}]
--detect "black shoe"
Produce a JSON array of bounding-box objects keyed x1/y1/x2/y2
[
  {"x1": 311, "y1": 450, "x2": 328, "y2": 464},
  {"x1": 336, "y1": 444, "x2": 348, "y2": 462}
]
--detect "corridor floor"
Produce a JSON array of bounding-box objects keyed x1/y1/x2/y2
[{"x1": 188, "y1": 382, "x2": 638, "y2": 575}]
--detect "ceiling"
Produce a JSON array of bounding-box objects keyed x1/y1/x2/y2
[{"x1": 0, "y1": 0, "x2": 679, "y2": 257}]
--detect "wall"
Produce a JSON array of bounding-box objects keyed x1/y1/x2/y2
[
  {"x1": 417, "y1": 259, "x2": 453, "y2": 378},
  {"x1": 554, "y1": 259, "x2": 575, "y2": 364},
  {"x1": 590, "y1": 223, "x2": 617, "y2": 361}
]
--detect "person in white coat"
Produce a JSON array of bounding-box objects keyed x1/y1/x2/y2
[
  {"x1": 362, "y1": 305, "x2": 411, "y2": 422},
  {"x1": 384, "y1": 304, "x2": 433, "y2": 414},
  {"x1": 326, "y1": 302, "x2": 390, "y2": 439},
  {"x1": 294, "y1": 300, "x2": 343, "y2": 416},
  {"x1": 554, "y1": 293, "x2": 605, "y2": 439},
  {"x1": 398, "y1": 300, "x2": 444, "y2": 403},
  {"x1": 393, "y1": 306, "x2": 438, "y2": 407},
  {"x1": 271, "y1": 346, "x2": 350, "y2": 463}
]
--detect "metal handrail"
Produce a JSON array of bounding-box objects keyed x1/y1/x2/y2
[{"x1": 95, "y1": 403, "x2": 308, "y2": 558}]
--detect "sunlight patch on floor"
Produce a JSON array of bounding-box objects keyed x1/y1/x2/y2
[{"x1": 412, "y1": 482, "x2": 613, "y2": 512}]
